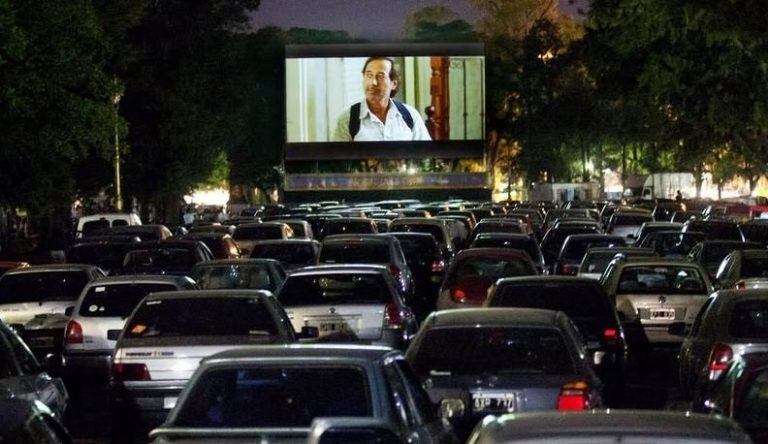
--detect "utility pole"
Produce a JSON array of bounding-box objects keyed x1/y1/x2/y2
[{"x1": 113, "y1": 81, "x2": 123, "y2": 212}]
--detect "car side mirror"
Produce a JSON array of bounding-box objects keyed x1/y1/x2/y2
[
  {"x1": 439, "y1": 398, "x2": 465, "y2": 419},
  {"x1": 299, "y1": 326, "x2": 319, "y2": 340},
  {"x1": 64, "y1": 306, "x2": 74, "y2": 317},
  {"x1": 43, "y1": 353, "x2": 64, "y2": 377},
  {"x1": 667, "y1": 321, "x2": 688, "y2": 337},
  {"x1": 107, "y1": 329, "x2": 122, "y2": 341}
]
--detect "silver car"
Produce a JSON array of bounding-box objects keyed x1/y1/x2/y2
[
  {"x1": 466, "y1": 410, "x2": 751, "y2": 444},
  {"x1": 673, "y1": 289, "x2": 768, "y2": 398},
  {"x1": 715, "y1": 249, "x2": 768, "y2": 290},
  {"x1": 601, "y1": 257, "x2": 713, "y2": 344}
]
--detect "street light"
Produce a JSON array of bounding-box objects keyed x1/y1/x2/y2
[{"x1": 112, "y1": 83, "x2": 123, "y2": 212}]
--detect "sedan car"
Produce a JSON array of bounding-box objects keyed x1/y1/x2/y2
[
  {"x1": 553, "y1": 234, "x2": 626, "y2": 276},
  {"x1": 249, "y1": 239, "x2": 321, "y2": 271},
  {"x1": 469, "y1": 233, "x2": 546, "y2": 275},
  {"x1": 715, "y1": 249, "x2": 768, "y2": 290},
  {"x1": 149, "y1": 345, "x2": 457, "y2": 443},
  {"x1": 119, "y1": 240, "x2": 215, "y2": 276},
  {"x1": 406, "y1": 308, "x2": 602, "y2": 438}
]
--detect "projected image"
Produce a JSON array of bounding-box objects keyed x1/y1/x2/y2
[{"x1": 286, "y1": 55, "x2": 485, "y2": 143}]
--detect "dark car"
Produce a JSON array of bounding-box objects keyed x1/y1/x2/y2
[
  {"x1": 540, "y1": 226, "x2": 601, "y2": 269},
  {"x1": 319, "y1": 217, "x2": 378, "y2": 239},
  {"x1": 0, "y1": 399, "x2": 72, "y2": 444},
  {"x1": 683, "y1": 219, "x2": 744, "y2": 242},
  {"x1": 697, "y1": 352, "x2": 768, "y2": 443},
  {"x1": 179, "y1": 232, "x2": 241, "y2": 259},
  {"x1": 387, "y1": 232, "x2": 447, "y2": 320},
  {"x1": 187, "y1": 224, "x2": 236, "y2": 236},
  {"x1": 740, "y1": 221, "x2": 768, "y2": 246},
  {"x1": 405, "y1": 308, "x2": 602, "y2": 438},
  {"x1": 553, "y1": 234, "x2": 627, "y2": 276},
  {"x1": 67, "y1": 240, "x2": 140, "y2": 274},
  {"x1": 687, "y1": 240, "x2": 761, "y2": 280},
  {"x1": 191, "y1": 259, "x2": 286, "y2": 292},
  {"x1": 636, "y1": 230, "x2": 706, "y2": 257},
  {"x1": 437, "y1": 248, "x2": 538, "y2": 310},
  {"x1": 484, "y1": 276, "x2": 627, "y2": 395},
  {"x1": 469, "y1": 233, "x2": 546, "y2": 275},
  {"x1": 119, "y1": 240, "x2": 215, "y2": 276},
  {"x1": 249, "y1": 239, "x2": 321, "y2": 271}
]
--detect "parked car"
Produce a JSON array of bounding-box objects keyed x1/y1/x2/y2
[
  {"x1": 542, "y1": 209, "x2": 597, "y2": 233},
  {"x1": 67, "y1": 240, "x2": 140, "y2": 275},
  {"x1": 119, "y1": 240, "x2": 214, "y2": 276},
  {"x1": 633, "y1": 221, "x2": 683, "y2": 246},
  {"x1": 76, "y1": 213, "x2": 142, "y2": 239},
  {"x1": 540, "y1": 226, "x2": 601, "y2": 269},
  {"x1": 687, "y1": 241, "x2": 760, "y2": 280},
  {"x1": 466, "y1": 410, "x2": 751, "y2": 444},
  {"x1": 232, "y1": 222, "x2": 294, "y2": 255},
  {"x1": 696, "y1": 352, "x2": 768, "y2": 443},
  {"x1": 190, "y1": 258, "x2": 285, "y2": 292},
  {"x1": 0, "y1": 322, "x2": 69, "y2": 421},
  {"x1": 715, "y1": 249, "x2": 768, "y2": 289},
  {"x1": 636, "y1": 230, "x2": 706, "y2": 257},
  {"x1": 249, "y1": 239, "x2": 321, "y2": 271},
  {"x1": 437, "y1": 249, "x2": 538, "y2": 310},
  {"x1": 319, "y1": 234, "x2": 414, "y2": 296},
  {"x1": 601, "y1": 258, "x2": 712, "y2": 346},
  {"x1": 387, "y1": 232, "x2": 447, "y2": 320},
  {"x1": 683, "y1": 219, "x2": 744, "y2": 242},
  {"x1": 274, "y1": 219, "x2": 314, "y2": 240},
  {"x1": 0, "y1": 264, "x2": 106, "y2": 360},
  {"x1": 469, "y1": 233, "x2": 547, "y2": 275},
  {"x1": 673, "y1": 289, "x2": 768, "y2": 399},
  {"x1": 276, "y1": 265, "x2": 417, "y2": 348},
  {"x1": 406, "y1": 308, "x2": 602, "y2": 437},
  {"x1": 484, "y1": 276, "x2": 627, "y2": 394},
  {"x1": 739, "y1": 220, "x2": 768, "y2": 246},
  {"x1": 0, "y1": 399, "x2": 73, "y2": 443},
  {"x1": 469, "y1": 220, "x2": 528, "y2": 244},
  {"x1": 553, "y1": 234, "x2": 626, "y2": 276},
  {"x1": 390, "y1": 218, "x2": 456, "y2": 256},
  {"x1": 671, "y1": 210, "x2": 702, "y2": 224},
  {"x1": 110, "y1": 290, "x2": 296, "y2": 438},
  {"x1": 186, "y1": 224, "x2": 236, "y2": 236},
  {"x1": 577, "y1": 247, "x2": 656, "y2": 280},
  {"x1": 319, "y1": 217, "x2": 378, "y2": 239},
  {"x1": 62, "y1": 275, "x2": 195, "y2": 396},
  {"x1": 178, "y1": 232, "x2": 241, "y2": 259},
  {"x1": 149, "y1": 345, "x2": 457, "y2": 443},
  {"x1": 607, "y1": 211, "x2": 653, "y2": 241}
]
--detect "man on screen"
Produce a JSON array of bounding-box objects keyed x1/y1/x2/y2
[{"x1": 333, "y1": 56, "x2": 432, "y2": 142}]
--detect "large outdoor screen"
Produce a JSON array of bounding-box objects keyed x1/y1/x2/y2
[{"x1": 285, "y1": 43, "x2": 485, "y2": 160}]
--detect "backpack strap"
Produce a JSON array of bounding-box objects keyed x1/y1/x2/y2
[
  {"x1": 348, "y1": 102, "x2": 361, "y2": 140},
  {"x1": 393, "y1": 100, "x2": 415, "y2": 130}
]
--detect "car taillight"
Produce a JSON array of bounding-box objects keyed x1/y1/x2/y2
[
  {"x1": 384, "y1": 303, "x2": 403, "y2": 327},
  {"x1": 602, "y1": 327, "x2": 619, "y2": 345},
  {"x1": 708, "y1": 343, "x2": 733, "y2": 381},
  {"x1": 557, "y1": 381, "x2": 591, "y2": 411},
  {"x1": 112, "y1": 363, "x2": 151, "y2": 382},
  {"x1": 65, "y1": 320, "x2": 83, "y2": 344},
  {"x1": 735, "y1": 281, "x2": 746, "y2": 290},
  {"x1": 431, "y1": 259, "x2": 446, "y2": 273},
  {"x1": 388, "y1": 265, "x2": 401, "y2": 281},
  {"x1": 560, "y1": 264, "x2": 579, "y2": 275}
]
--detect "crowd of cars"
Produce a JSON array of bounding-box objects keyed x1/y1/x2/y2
[{"x1": 0, "y1": 197, "x2": 767, "y2": 443}]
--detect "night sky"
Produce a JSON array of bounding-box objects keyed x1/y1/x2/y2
[{"x1": 249, "y1": 0, "x2": 587, "y2": 40}]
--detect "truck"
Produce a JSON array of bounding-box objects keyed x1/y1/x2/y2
[{"x1": 640, "y1": 173, "x2": 696, "y2": 200}]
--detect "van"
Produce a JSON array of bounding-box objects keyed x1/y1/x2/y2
[{"x1": 76, "y1": 213, "x2": 142, "y2": 239}]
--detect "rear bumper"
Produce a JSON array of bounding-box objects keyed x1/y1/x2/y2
[
  {"x1": 110, "y1": 380, "x2": 187, "y2": 431},
  {"x1": 63, "y1": 351, "x2": 112, "y2": 388}
]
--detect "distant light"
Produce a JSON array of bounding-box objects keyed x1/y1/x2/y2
[{"x1": 407, "y1": 167, "x2": 418, "y2": 175}]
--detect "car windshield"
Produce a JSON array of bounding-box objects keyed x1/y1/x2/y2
[
  {"x1": 411, "y1": 327, "x2": 574, "y2": 376},
  {"x1": 617, "y1": 266, "x2": 707, "y2": 295},
  {"x1": 124, "y1": 297, "x2": 279, "y2": 338},
  {"x1": 233, "y1": 226, "x2": 284, "y2": 240},
  {"x1": 174, "y1": 366, "x2": 371, "y2": 427},
  {"x1": 729, "y1": 300, "x2": 768, "y2": 339},
  {"x1": 735, "y1": 368, "x2": 768, "y2": 428},
  {"x1": 319, "y1": 242, "x2": 391, "y2": 264},
  {"x1": 193, "y1": 264, "x2": 275, "y2": 291},
  {"x1": 0, "y1": 271, "x2": 90, "y2": 303},
  {"x1": 279, "y1": 274, "x2": 391, "y2": 306},
  {"x1": 453, "y1": 256, "x2": 533, "y2": 281},
  {"x1": 250, "y1": 243, "x2": 317, "y2": 266},
  {"x1": 80, "y1": 283, "x2": 178, "y2": 318}
]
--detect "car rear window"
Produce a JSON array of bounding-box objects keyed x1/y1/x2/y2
[
  {"x1": 390, "y1": 224, "x2": 446, "y2": 244},
  {"x1": 411, "y1": 327, "x2": 575, "y2": 376},
  {"x1": 729, "y1": 300, "x2": 768, "y2": 339},
  {"x1": 123, "y1": 248, "x2": 196, "y2": 270},
  {"x1": 453, "y1": 256, "x2": 534, "y2": 281},
  {"x1": 391, "y1": 236, "x2": 438, "y2": 262},
  {"x1": 124, "y1": 297, "x2": 279, "y2": 338},
  {"x1": 690, "y1": 223, "x2": 742, "y2": 241},
  {"x1": 322, "y1": 221, "x2": 375, "y2": 236},
  {"x1": 193, "y1": 264, "x2": 275, "y2": 291},
  {"x1": 0, "y1": 271, "x2": 90, "y2": 303},
  {"x1": 233, "y1": 226, "x2": 284, "y2": 241},
  {"x1": 175, "y1": 366, "x2": 370, "y2": 427},
  {"x1": 474, "y1": 222, "x2": 523, "y2": 235},
  {"x1": 562, "y1": 238, "x2": 625, "y2": 261},
  {"x1": 614, "y1": 215, "x2": 652, "y2": 225},
  {"x1": 741, "y1": 223, "x2": 768, "y2": 244},
  {"x1": 319, "y1": 243, "x2": 391, "y2": 264},
  {"x1": 68, "y1": 243, "x2": 134, "y2": 271},
  {"x1": 79, "y1": 283, "x2": 178, "y2": 317},
  {"x1": 279, "y1": 274, "x2": 391, "y2": 306},
  {"x1": 582, "y1": 251, "x2": 652, "y2": 275},
  {"x1": 616, "y1": 266, "x2": 707, "y2": 295},
  {"x1": 740, "y1": 256, "x2": 768, "y2": 278},
  {"x1": 250, "y1": 243, "x2": 317, "y2": 266},
  {"x1": 491, "y1": 283, "x2": 613, "y2": 322},
  {"x1": 81, "y1": 220, "x2": 110, "y2": 237}
]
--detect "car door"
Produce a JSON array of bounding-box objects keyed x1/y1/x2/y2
[{"x1": 679, "y1": 297, "x2": 715, "y2": 392}]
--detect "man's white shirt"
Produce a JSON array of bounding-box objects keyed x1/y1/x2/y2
[{"x1": 334, "y1": 98, "x2": 432, "y2": 141}]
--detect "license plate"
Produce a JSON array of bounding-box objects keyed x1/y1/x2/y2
[
  {"x1": 163, "y1": 397, "x2": 177, "y2": 409},
  {"x1": 319, "y1": 322, "x2": 350, "y2": 336},
  {"x1": 472, "y1": 392, "x2": 519, "y2": 414},
  {"x1": 651, "y1": 308, "x2": 675, "y2": 319}
]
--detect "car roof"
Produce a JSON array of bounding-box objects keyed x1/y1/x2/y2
[
  {"x1": 289, "y1": 264, "x2": 388, "y2": 276},
  {"x1": 86, "y1": 274, "x2": 193, "y2": 286},
  {"x1": 236, "y1": 222, "x2": 288, "y2": 228},
  {"x1": 193, "y1": 258, "x2": 281, "y2": 267},
  {"x1": 252, "y1": 239, "x2": 318, "y2": 245},
  {"x1": 496, "y1": 276, "x2": 600, "y2": 287},
  {"x1": 127, "y1": 240, "x2": 203, "y2": 248},
  {"x1": 202, "y1": 344, "x2": 397, "y2": 363},
  {"x1": 3, "y1": 263, "x2": 100, "y2": 275},
  {"x1": 426, "y1": 308, "x2": 563, "y2": 328},
  {"x1": 475, "y1": 233, "x2": 532, "y2": 241},
  {"x1": 712, "y1": 288, "x2": 768, "y2": 301},
  {"x1": 390, "y1": 217, "x2": 446, "y2": 226},
  {"x1": 738, "y1": 249, "x2": 768, "y2": 257},
  {"x1": 322, "y1": 234, "x2": 391, "y2": 243},
  {"x1": 585, "y1": 247, "x2": 655, "y2": 255},
  {"x1": 454, "y1": 248, "x2": 532, "y2": 261},
  {"x1": 143, "y1": 289, "x2": 274, "y2": 302},
  {"x1": 564, "y1": 234, "x2": 625, "y2": 242},
  {"x1": 474, "y1": 410, "x2": 748, "y2": 441}
]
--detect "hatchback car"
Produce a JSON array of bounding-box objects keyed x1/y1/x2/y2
[
  {"x1": 436, "y1": 249, "x2": 538, "y2": 310},
  {"x1": 319, "y1": 217, "x2": 378, "y2": 239},
  {"x1": 406, "y1": 308, "x2": 602, "y2": 437},
  {"x1": 683, "y1": 219, "x2": 744, "y2": 242},
  {"x1": 673, "y1": 289, "x2": 768, "y2": 399},
  {"x1": 149, "y1": 345, "x2": 457, "y2": 443},
  {"x1": 110, "y1": 290, "x2": 295, "y2": 437},
  {"x1": 276, "y1": 265, "x2": 417, "y2": 349},
  {"x1": 540, "y1": 226, "x2": 601, "y2": 269}
]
